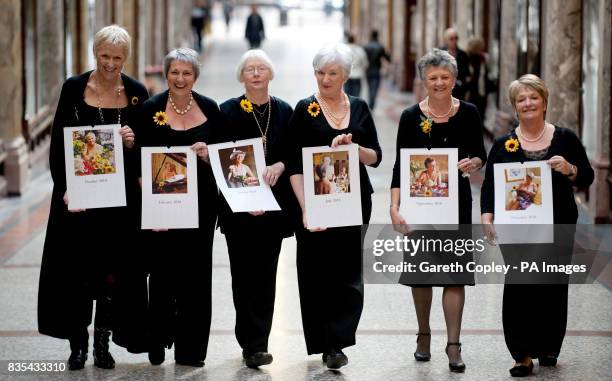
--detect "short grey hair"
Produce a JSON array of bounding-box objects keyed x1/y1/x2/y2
[
  {"x1": 93, "y1": 25, "x2": 131, "y2": 57},
  {"x1": 417, "y1": 48, "x2": 458, "y2": 79},
  {"x1": 236, "y1": 49, "x2": 275, "y2": 82},
  {"x1": 312, "y1": 43, "x2": 353, "y2": 77},
  {"x1": 163, "y1": 48, "x2": 201, "y2": 79}
]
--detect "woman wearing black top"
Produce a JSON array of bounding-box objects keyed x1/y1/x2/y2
[
  {"x1": 38, "y1": 25, "x2": 149, "y2": 370},
  {"x1": 481, "y1": 74, "x2": 594, "y2": 377},
  {"x1": 287, "y1": 44, "x2": 382, "y2": 369},
  {"x1": 137, "y1": 48, "x2": 225, "y2": 368},
  {"x1": 219, "y1": 49, "x2": 298, "y2": 368},
  {"x1": 390, "y1": 49, "x2": 487, "y2": 373}
]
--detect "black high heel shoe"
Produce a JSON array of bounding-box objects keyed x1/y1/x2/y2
[
  {"x1": 93, "y1": 327, "x2": 115, "y2": 369},
  {"x1": 414, "y1": 332, "x2": 431, "y2": 361},
  {"x1": 509, "y1": 360, "x2": 534, "y2": 377},
  {"x1": 445, "y1": 342, "x2": 466, "y2": 373}
]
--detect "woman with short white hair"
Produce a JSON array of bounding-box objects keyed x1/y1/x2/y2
[
  {"x1": 218, "y1": 49, "x2": 298, "y2": 368},
  {"x1": 286, "y1": 43, "x2": 382, "y2": 369},
  {"x1": 39, "y1": 24, "x2": 149, "y2": 370}
]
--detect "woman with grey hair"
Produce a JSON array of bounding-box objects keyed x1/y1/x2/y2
[
  {"x1": 217, "y1": 48, "x2": 298, "y2": 368},
  {"x1": 389, "y1": 48, "x2": 487, "y2": 372},
  {"x1": 286, "y1": 43, "x2": 382, "y2": 369},
  {"x1": 137, "y1": 47, "x2": 226, "y2": 367},
  {"x1": 39, "y1": 24, "x2": 149, "y2": 370}
]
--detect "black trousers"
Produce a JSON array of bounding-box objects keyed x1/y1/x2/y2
[
  {"x1": 148, "y1": 227, "x2": 214, "y2": 361},
  {"x1": 366, "y1": 73, "x2": 381, "y2": 109},
  {"x1": 503, "y1": 284, "x2": 568, "y2": 361},
  {"x1": 344, "y1": 78, "x2": 362, "y2": 98},
  {"x1": 225, "y1": 230, "x2": 283, "y2": 353}
]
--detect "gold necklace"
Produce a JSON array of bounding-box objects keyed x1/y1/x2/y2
[
  {"x1": 169, "y1": 91, "x2": 193, "y2": 115},
  {"x1": 317, "y1": 93, "x2": 349, "y2": 128},
  {"x1": 94, "y1": 73, "x2": 122, "y2": 125},
  {"x1": 251, "y1": 97, "x2": 271, "y2": 155}
]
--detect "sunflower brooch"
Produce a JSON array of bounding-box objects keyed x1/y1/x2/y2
[
  {"x1": 131, "y1": 96, "x2": 139, "y2": 105},
  {"x1": 240, "y1": 98, "x2": 253, "y2": 113},
  {"x1": 504, "y1": 137, "x2": 520, "y2": 153},
  {"x1": 419, "y1": 115, "x2": 432, "y2": 135},
  {"x1": 153, "y1": 111, "x2": 169, "y2": 126},
  {"x1": 307, "y1": 101, "x2": 321, "y2": 117}
]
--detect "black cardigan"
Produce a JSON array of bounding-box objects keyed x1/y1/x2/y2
[
  {"x1": 480, "y1": 126, "x2": 594, "y2": 224},
  {"x1": 217, "y1": 96, "x2": 299, "y2": 237},
  {"x1": 391, "y1": 101, "x2": 487, "y2": 223}
]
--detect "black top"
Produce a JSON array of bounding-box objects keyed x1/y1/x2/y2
[
  {"x1": 480, "y1": 126, "x2": 594, "y2": 224},
  {"x1": 218, "y1": 95, "x2": 299, "y2": 237},
  {"x1": 440, "y1": 47, "x2": 470, "y2": 99},
  {"x1": 391, "y1": 101, "x2": 487, "y2": 223},
  {"x1": 245, "y1": 13, "x2": 265, "y2": 43},
  {"x1": 286, "y1": 95, "x2": 382, "y2": 202},
  {"x1": 137, "y1": 90, "x2": 227, "y2": 221},
  {"x1": 364, "y1": 40, "x2": 391, "y2": 75}
]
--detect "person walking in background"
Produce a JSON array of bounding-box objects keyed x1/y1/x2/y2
[
  {"x1": 363, "y1": 30, "x2": 390, "y2": 110},
  {"x1": 223, "y1": 0, "x2": 234, "y2": 32},
  {"x1": 440, "y1": 28, "x2": 470, "y2": 100},
  {"x1": 191, "y1": 3, "x2": 205, "y2": 53},
  {"x1": 465, "y1": 37, "x2": 491, "y2": 130},
  {"x1": 344, "y1": 34, "x2": 368, "y2": 98},
  {"x1": 245, "y1": 5, "x2": 265, "y2": 48}
]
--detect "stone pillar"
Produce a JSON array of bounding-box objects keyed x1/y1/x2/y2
[
  {"x1": 0, "y1": 0, "x2": 28, "y2": 195},
  {"x1": 589, "y1": 0, "x2": 611, "y2": 223},
  {"x1": 497, "y1": 0, "x2": 518, "y2": 115},
  {"x1": 541, "y1": 0, "x2": 581, "y2": 130}
]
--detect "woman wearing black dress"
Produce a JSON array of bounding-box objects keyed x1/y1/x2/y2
[
  {"x1": 389, "y1": 49, "x2": 487, "y2": 372},
  {"x1": 481, "y1": 74, "x2": 594, "y2": 377},
  {"x1": 287, "y1": 44, "x2": 382, "y2": 369},
  {"x1": 219, "y1": 49, "x2": 298, "y2": 368},
  {"x1": 137, "y1": 48, "x2": 225, "y2": 367},
  {"x1": 38, "y1": 25, "x2": 149, "y2": 370}
]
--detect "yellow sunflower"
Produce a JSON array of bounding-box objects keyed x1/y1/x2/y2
[
  {"x1": 240, "y1": 98, "x2": 253, "y2": 113},
  {"x1": 307, "y1": 101, "x2": 321, "y2": 117},
  {"x1": 505, "y1": 137, "x2": 520, "y2": 153},
  {"x1": 153, "y1": 111, "x2": 169, "y2": 126},
  {"x1": 420, "y1": 116, "x2": 432, "y2": 134},
  {"x1": 424, "y1": 189, "x2": 433, "y2": 197},
  {"x1": 131, "y1": 96, "x2": 139, "y2": 105}
]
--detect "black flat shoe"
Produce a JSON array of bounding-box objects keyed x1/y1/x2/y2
[
  {"x1": 93, "y1": 328, "x2": 115, "y2": 369},
  {"x1": 175, "y1": 356, "x2": 205, "y2": 367},
  {"x1": 67, "y1": 349, "x2": 88, "y2": 370},
  {"x1": 244, "y1": 352, "x2": 273, "y2": 368},
  {"x1": 509, "y1": 361, "x2": 534, "y2": 377},
  {"x1": 414, "y1": 332, "x2": 431, "y2": 361},
  {"x1": 538, "y1": 355, "x2": 557, "y2": 367},
  {"x1": 148, "y1": 346, "x2": 165, "y2": 366},
  {"x1": 445, "y1": 342, "x2": 466, "y2": 373},
  {"x1": 325, "y1": 350, "x2": 348, "y2": 370}
]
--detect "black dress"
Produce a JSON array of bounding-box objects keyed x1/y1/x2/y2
[
  {"x1": 480, "y1": 126, "x2": 594, "y2": 362},
  {"x1": 218, "y1": 96, "x2": 299, "y2": 355},
  {"x1": 38, "y1": 71, "x2": 149, "y2": 351},
  {"x1": 137, "y1": 91, "x2": 225, "y2": 362},
  {"x1": 286, "y1": 95, "x2": 382, "y2": 354}
]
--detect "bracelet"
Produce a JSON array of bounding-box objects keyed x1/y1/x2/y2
[
  {"x1": 390, "y1": 204, "x2": 399, "y2": 210},
  {"x1": 568, "y1": 164, "x2": 577, "y2": 177}
]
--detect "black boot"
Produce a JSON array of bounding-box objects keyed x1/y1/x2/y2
[
  {"x1": 93, "y1": 327, "x2": 115, "y2": 369},
  {"x1": 68, "y1": 335, "x2": 88, "y2": 371}
]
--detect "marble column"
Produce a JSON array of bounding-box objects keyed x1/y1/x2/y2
[
  {"x1": 0, "y1": 0, "x2": 27, "y2": 195},
  {"x1": 541, "y1": 0, "x2": 581, "y2": 130},
  {"x1": 497, "y1": 0, "x2": 517, "y2": 116},
  {"x1": 590, "y1": 0, "x2": 611, "y2": 222}
]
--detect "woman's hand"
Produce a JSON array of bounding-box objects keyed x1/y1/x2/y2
[
  {"x1": 390, "y1": 206, "x2": 411, "y2": 235},
  {"x1": 457, "y1": 157, "x2": 482, "y2": 175},
  {"x1": 331, "y1": 133, "x2": 353, "y2": 148},
  {"x1": 119, "y1": 126, "x2": 135, "y2": 149},
  {"x1": 548, "y1": 155, "x2": 576, "y2": 177},
  {"x1": 191, "y1": 142, "x2": 209, "y2": 163},
  {"x1": 303, "y1": 211, "x2": 326, "y2": 232},
  {"x1": 152, "y1": 229, "x2": 169, "y2": 232},
  {"x1": 481, "y1": 213, "x2": 497, "y2": 245},
  {"x1": 262, "y1": 162, "x2": 285, "y2": 186},
  {"x1": 63, "y1": 191, "x2": 86, "y2": 213},
  {"x1": 248, "y1": 210, "x2": 265, "y2": 216}
]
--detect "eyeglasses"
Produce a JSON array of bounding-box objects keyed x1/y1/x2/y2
[{"x1": 244, "y1": 66, "x2": 269, "y2": 74}]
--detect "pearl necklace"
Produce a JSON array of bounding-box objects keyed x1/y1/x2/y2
[
  {"x1": 517, "y1": 123, "x2": 548, "y2": 142},
  {"x1": 169, "y1": 91, "x2": 193, "y2": 115},
  {"x1": 317, "y1": 92, "x2": 349, "y2": 128},
  {"x1": 426, "y1": 96, "x2": 455, "y2": 119}
]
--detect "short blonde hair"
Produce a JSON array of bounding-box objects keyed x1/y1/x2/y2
[
  {"x1": 507, "y1": 74, "x2": 549, "y2": 111},
  {"x1": 93, "y1": 25, "x2": 131, "y2": 58}
]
